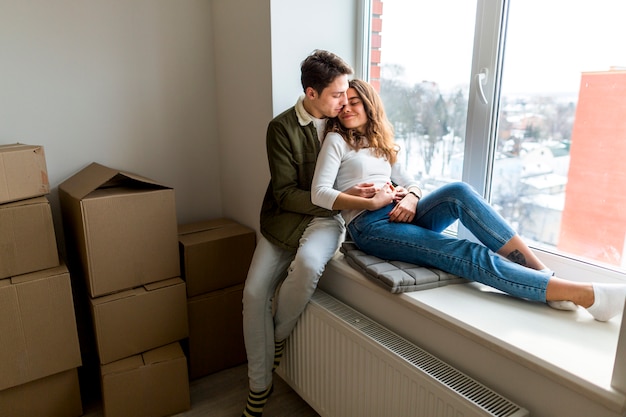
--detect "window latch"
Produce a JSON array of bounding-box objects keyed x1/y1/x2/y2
[{"x1": 475, "y1": 68, "x2": 489, "y2": 105}]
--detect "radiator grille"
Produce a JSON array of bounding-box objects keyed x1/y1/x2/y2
[{"x1": 279, "y1": 290, "x2": 529, "y2": 417}]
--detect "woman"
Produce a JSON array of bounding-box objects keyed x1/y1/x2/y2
[{"x1": 312, "y1": 79, "x2": 626, "y2": 322}]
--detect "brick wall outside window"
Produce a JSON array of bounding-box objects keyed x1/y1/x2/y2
[{"x1": 370, "y1": 0, "x2": 383, "y2": 91}]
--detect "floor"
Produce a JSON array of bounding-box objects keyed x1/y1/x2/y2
[{"x1": 81, "y1": 363, "x2": 320, "y2": 417}]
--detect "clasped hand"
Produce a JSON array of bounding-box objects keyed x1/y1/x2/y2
[{"x1": 351, "y1": 182, "x2": 417, "y2": 223}]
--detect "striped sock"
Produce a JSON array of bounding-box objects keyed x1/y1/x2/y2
[
  {"x1": 273, "y1": 339, "x2": 286, "y2": 371},
  {"x1": 242, "y1": 384, "x2": 273, "y2": 417}
]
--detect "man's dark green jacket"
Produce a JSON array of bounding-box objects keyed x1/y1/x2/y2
[{"x1": 260, "y1": 101, "x2": 336, "y2": 250}]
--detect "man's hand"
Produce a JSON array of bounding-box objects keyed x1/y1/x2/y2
[{"x1": 344, "y1": 182, "x2": 377, "y2": 198}]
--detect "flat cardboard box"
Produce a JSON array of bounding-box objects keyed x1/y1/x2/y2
[
  {"x1": 0, "y1": 143, "x2": 49, "y2": 204},
  {"x1": 185, "y1": 284, "x2": 246, "y2": 379},
  {"x1": 0, "y1": 196, "x2": 59, "y2": 279},
  {"x1": 0, "y1": 265, "x2": 82, "y2": 391},
  {"x1": 0, "y1": 368, "x2": 82, "y2": 417},
  {"x1": 90, "y1": 277, "x2": 189, "y2": 364},
  {"x1": 101, "y1": 343, "x2": 190, "y2": 417},
  {"x1": 59, "y1": 162, "x2": 180, "y2": 297},
  {"x1": 178, "y1": 218, "x2": 256, "y2": 296}
]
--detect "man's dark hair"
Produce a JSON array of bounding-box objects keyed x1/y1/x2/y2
[{"x1": 300, "y1": 50, "x2": 353, "y2": 94}]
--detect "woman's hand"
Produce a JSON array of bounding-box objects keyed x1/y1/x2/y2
[
  {"x1": 368, "y1": 183, "x2": 396, "y2": 210},
  {"x1": 392, "y1": 186, "x2": 408, "y2": 201},
  {"x1": 388, "y1": 190, "x2": 418, "y2": 223}
]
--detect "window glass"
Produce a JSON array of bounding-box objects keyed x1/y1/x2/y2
[
  {"x1": 370, "y1": 0, "x2": 626, "y2": 273},
  {"x1": 493, "y1": 0, "x2": 626, "y2": 270},
  {"x1": 370, "y1": 0, "x2": 477, "y2": 196}
]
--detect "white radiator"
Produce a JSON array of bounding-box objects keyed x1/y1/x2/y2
[{"x1": 278, "y1": 290, "x2": 529, "y2": 417}]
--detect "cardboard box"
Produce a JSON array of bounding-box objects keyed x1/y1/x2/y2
[
  {"x1": 185, "y1": 284, "x2": 246, "y2": 379},
  {"x1": 0, "y1": 196, "x2": 59, "y2": 279},
  {"x1": 0, "y1": 265, "x2": 82, "y2": 391},
  {"x1": 0, "y1": 368, "x2": 82, "y2": 417},
  {"x1": 178, "y1": 218, "x2": 256, "y2": 296},
  {"x1": 59, "y1": 162, "x2": 180, "y2": 297},
  {"x1": 101, "y1": 343, "x2": 190, "y2": 417},
  {"x1": 90, "y1": 277, "x2": 189, "y2": 364},
  {"x1": 0, "y1": 143, "x2": 49, "y2": 204}
]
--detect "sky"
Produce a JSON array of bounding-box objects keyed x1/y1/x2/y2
[{"x1": 379, "y1": 0, "x2": 626, "y2": 95}]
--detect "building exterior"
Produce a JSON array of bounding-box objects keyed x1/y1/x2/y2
[{"x1": 559, "y1": 69, "x2": 626, "y2": 267}]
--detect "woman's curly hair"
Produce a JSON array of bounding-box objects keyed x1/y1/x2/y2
[{"x1": 324, "y1": 79, "x2": 399, "y2": 164}]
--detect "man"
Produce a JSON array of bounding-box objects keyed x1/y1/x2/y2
[{"x1": 241, "y1": 50, "x2": 354, "y2": 417}]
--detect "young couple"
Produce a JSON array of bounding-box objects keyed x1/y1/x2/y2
[{"x1": 242, "y1": 50, "x2": 626, "y2": 417}]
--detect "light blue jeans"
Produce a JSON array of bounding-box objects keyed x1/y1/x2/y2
[
  {"x1": 242, "y1": 215, "x2": 345, "y2": 391},
  {"x1": 347, "y1": 182, "x2": 552, "y2": 302}
]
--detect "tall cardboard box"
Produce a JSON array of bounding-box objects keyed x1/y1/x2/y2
[
  {"x1": 0, "y1": 265, "x2": 82, "y2": 391},
  {"x1": 90, "y1": 277, "x2": 188, "y2": 364},
  {"x1": 0, "y1": 196, "x2": 59, "y2": 279},
  {"x1": 186, "y1": 284, "x2": 246, "y2": 379},
  {"x1": 0, "y1": 368, "x2": 82, "y2": 417},
  {"x1": 0, "y1": 143, "x2": 49, "y2": 204},
  {"x1": 100, "y1": 343, "x2": 190, "y2": 417},
  {"x1": 59, "y1": 162, "x2": 180, "y2": 297},
  {"x1": 178, "y1": 218, "x2": 256, "y2": 297}
]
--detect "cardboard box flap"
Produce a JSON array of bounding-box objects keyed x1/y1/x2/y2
[
  {"x1": 93, "y1": 278, "x2": 183, "y2": 305},
  {"x1": 10, "y1": 264, "x2": 69, "y2": 284},
  {"x1": 143, "y1": 343, "x2": 183, "y2": 366},
  {"x1": 100, "y1": 354, "x2": 144, "y2": 375},
  {"x1": 98, "y1": 344, "x2": 184, "y2": 376},
  {"x1": 91, "y1": 287, "x2": 144, "y2": 305},
  {"x1": 59, "y1": 162, "x2": 170, "y2": 200},
  {"x1": 177, "y1": 218, "x2": 238, "y2": 236},
  {"x1": 0, "y1": 143, "x2": 41, "y2": 153},
  {"x1": 0, "y1": 196, "x2": 48, "y2": 209},
  {"x1": 179, "y1": 223, "x2": 254, "y2": 246},
  {"x1": 143, "y1": 277, "x2": 183, "y2": 292}
]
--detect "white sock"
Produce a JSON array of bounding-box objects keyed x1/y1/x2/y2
[
  {"x1": 586, "y1": 283, "x2": 626, "y2": 322},
  {"x1": 547, "y1": 300, "x2": 578, "y2": 311}
]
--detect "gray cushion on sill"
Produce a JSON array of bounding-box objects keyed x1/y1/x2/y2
[{"x1": 340, "y1": 241, "x2": 469, "y2": 294}]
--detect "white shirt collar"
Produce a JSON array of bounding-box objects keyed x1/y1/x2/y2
[{"x1": 295, "y1": 95, "x2": 314, "y2": 126}]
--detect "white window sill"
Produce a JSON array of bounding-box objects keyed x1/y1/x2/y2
[{"x1": 318, "y1": 254, "x2": 626, "y2": 415}]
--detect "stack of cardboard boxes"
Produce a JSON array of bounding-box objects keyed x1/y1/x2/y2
[
  {"x1": 59, "y1": 162, "x2": 190, "y2": 417},
  {"x1": 0, "y1": 143, "x2": 83, "y2": 417},
  {"x1": 178, "y1": 218, "x2": 256, "y2": 379}
]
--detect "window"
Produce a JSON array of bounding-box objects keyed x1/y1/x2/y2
[
  {"x1": 367, "y1": 0, "x2": 476, "y2": 189},
  {"x1": 365, "y1": 0, "x2": 626, "y2": 279}
]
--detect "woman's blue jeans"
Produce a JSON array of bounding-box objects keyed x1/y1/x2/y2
[{"x1": 347, "y1": 182, "x2": 551, "y2": 302}]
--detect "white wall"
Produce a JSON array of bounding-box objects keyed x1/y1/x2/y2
[
  {"x1": 0, "y1": 0, "x2": 220, "y2": 255},
  {"x1": 269, "y1": 0, "x2": 359, "y2": 116},
  {"x1": 210, "y1": 0, "x2": 273, "y2": 232},
  {"x1": 0, "y1": 0, "x2": 359, "y2": 253}
]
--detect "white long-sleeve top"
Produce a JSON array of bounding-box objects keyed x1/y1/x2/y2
[{"x1": 312, "y1": 132, "x2": 421, "y2": 225}]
